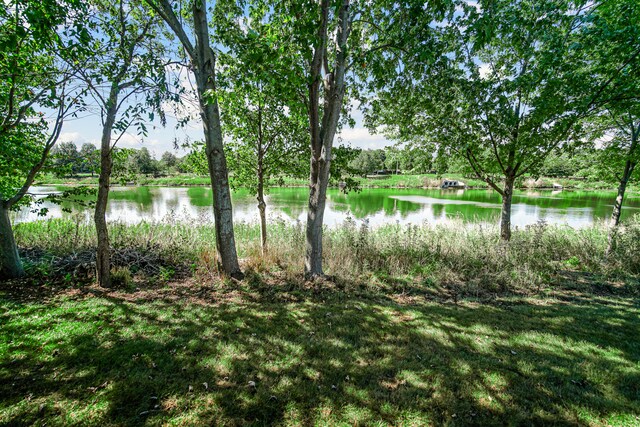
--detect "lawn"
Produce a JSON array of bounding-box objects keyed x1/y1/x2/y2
[
  {"x1": 1, "y1": 282, "x2": 639, "y2": 426},
  {"x1": 3, "y1": 219, "x2": 640, "y2": 425}
]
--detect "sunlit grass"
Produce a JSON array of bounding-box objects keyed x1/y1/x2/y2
[
  {"x1": 1, "y1": 292, "x2": 639, "y2": 426},
  {"x1": 5, "y1": 215, "x2": 640, "y2": 424}
]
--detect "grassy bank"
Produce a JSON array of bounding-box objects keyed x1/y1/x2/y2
[
  {"x1": 36, "y1": 172, "x2": 630, "y2": 191},
  {"x1": 10, "y1": 217, "x2": 640, "y2": 298},
  {"x1": 34, "y1": 173, "x2": 212, "y2": 187},
  {"x1": 2, "y1": 219, "x2": 640, "y2": 425}
]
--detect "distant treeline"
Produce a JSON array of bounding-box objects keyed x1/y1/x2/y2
[{"x1": 47, "y1": 141, "x2": 623, "y2": 183}]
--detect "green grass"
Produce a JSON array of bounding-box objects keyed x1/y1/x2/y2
[
  {"x1": 280, "y1": 173, "x2": 485, "y2": 188},
  {"x1": 1, "y1": 286, "x2": 639, "y2": 426},
  {"x1": 34, "y1": 173, "x2": 212, "y2": 187},
  {"x1": 3, "y1": 219, "x2": 640, "y2": 425}
]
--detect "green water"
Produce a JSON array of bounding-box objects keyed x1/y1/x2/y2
[{"x1": 17, "y1": 186, "x2": 640, "y2": 228}]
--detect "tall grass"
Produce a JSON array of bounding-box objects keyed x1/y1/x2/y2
[{"x1": 13, "y1": 214, "x2": 640, "y2": 296}]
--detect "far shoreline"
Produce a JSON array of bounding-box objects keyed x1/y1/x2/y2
[{"x1": 34, "y1": 173, "x2": 635, "y2": 194}]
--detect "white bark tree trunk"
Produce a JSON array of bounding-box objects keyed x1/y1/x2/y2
[{"x1": 304, "y1": 0, "x2": 351, "y2": 279}]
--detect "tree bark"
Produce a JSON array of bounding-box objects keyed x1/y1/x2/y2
[
  {"x1": 257, "y1": 138, "x2": 268, "y2": 254},
  {"x1": 0, "y1": 202, "x2": 24, "y2": 279},
  {"x1": 607, "y1": 159, "x2": 636, "y2": 254},
  {"x1": 192, "y1": 0, "x2": 242, "y2": 279},
  {"x1": 611, "y1": 161, "x2": 634, "y2": 227},
  {"x1": 304, "y1": 0, "x2": 351, "y2": 279},
  {"x1": 257, "y1": 179, "x2": 267, "y2": 254},
  {"x1": 607, "y1": 124, "x2": 639, "y2": 254},
  {"x1": 305, "y1": 147, "x2": 332, "y2": 277},
  {"x1": 95, "y1": 90, "x2": 118, "y2": 288},
  {"x1": 500, "y1": 174, "x2": 515, "y2": 241}
]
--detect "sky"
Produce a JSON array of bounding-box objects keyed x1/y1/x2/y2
[{"x1": 58, "y1": 99, "x2": 393, "y2": 159}]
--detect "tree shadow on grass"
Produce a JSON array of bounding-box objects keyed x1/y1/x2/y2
[{"x1": 0, "y1": 286, "x2": 639, "y2": 426}]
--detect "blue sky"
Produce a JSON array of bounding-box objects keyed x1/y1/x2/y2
[{"x1": 58, "y1": 100, "x2": 392, "y2": 158}]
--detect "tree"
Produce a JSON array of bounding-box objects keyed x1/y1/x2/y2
[
  {"x1": 79, "y1": 143, "x2": 100, "y2": 176},
  {"x1": 78, "y1": 0, "x2": 170, "y2": 287},
  {"x1": 126, "y1": 147, "x2": 159, "y2": 175},
  {"x1": 50, "y1": 141, "x2": 81, "y2": 177},
  {"x1": 601, "y1": 111, "x2": 640, "y2": 234},
  {"x1": 367, "y1": 0, "x2": 638, "y2": 241},
  {"x1": 579, "y1": 0, "x2": 640, "y2": 253},
  {"x1": 161, "y1": 151, "x2": 178, "y2": 170},
  {"x1": 301, "y1": 0, "x2": 352, "y2": 278},
  {"x1": 0, "y1": 0, "x2": 86, "y2": 279},
  {"x1": 349, "y1": 149, "x2": 386, "y2": 175},
  {"x1": 241, "y1": 0, "x2": 439, "y2": 278},
  {"x1": 217, "y1": 16, "x2": 308, "y2": 253},
  {"x1": 144, "y1": 0, "x2": 243, "y2": 279},
  {"x1": 178, "y1": 143, "x2": 208, "y2": 175}
]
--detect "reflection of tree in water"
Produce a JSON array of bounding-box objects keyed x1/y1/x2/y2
[
  {"x1": 109, "y1": 187, "x2": 153, "y2": 207},
  {"x1": 188, "y1": 187, "x2": 267, "y2": 221},
  {"x1": 163, "y1": 191, "x2": 180, "y2": 213},
  {"x1": 266, "y1": 188, "x2": 309, "y2": 220},
  {"x1": 512, "y1": 191, "x2": 640, "y2": 221},
  {"x1": 186, "y1": 188, "x2": 212, "y2": 207},
  {"x1": 442, "y1": 203, "x2": 501, "y2": 222},
  {"x1": 329, "y1": 189, "x2": 425, "y2": 218}
]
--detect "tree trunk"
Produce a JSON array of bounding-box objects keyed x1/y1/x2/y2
[
  {"x1": 607, "y1": 160, "x2": 635, "y2": 254},
  {"x1": 0, "y1": 202, "x2": 24, "y2": 279},
  {"x1": 95, "y1": 92, "x2": 118, "y2": 288},
  {"x1": 305, "y1": 149, "x2": 332, "y2": 278},
  {"x1": 611, "y1": 162, "x2": 633, "y2": 228},
  {"x1": 257, "y1": 149, "x2": 267, "y2": 254},
  {"x1": 500, "y1": 175, "x2": 515, "y2": 241},
  {"x1": 304, "y1": 0, "x2": 350, "y2": 279},
  {"x1": 192, "y1": 0, "x2": 242, "y2": 279},
  {"x1": 257, "y1": 182, "x2": 267, "y2": 255}
]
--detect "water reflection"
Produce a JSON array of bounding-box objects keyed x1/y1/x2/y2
[{"x1": 13, "y1": 186, "x2": 640, "y2": 229}]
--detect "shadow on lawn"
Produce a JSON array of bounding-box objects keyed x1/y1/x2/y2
[{"x1": 1, "y1": 284, "x2": 639, "y2": 426}]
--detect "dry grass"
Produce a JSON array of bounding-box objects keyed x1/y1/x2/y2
[{"x1": 12, "y1": 215, "x2": 640, "y2": 299}]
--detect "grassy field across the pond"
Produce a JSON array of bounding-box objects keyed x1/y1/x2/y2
[{"x1": 36, "y1": 172, "x2": 633, "y2": 191}]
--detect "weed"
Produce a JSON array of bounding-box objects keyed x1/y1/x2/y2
[
  {"x1": 110, "y1": 267, "x2": 134, "y2": 291},
  {"x1": 12, "y1": 215, "x2": 640, "y2": 298}
]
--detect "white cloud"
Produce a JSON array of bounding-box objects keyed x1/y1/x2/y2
[
  {"x1": 114, "y1": 132, "x2": 160, "y2": 149},
  {"x1": 338, "y1": 126, "x2": 391, "y2": 149},
  {"x1": 58, "y1": 132, "x2": 92, "y2": 148},
  {"x1": 337, "y1": 100, "x2": 393, "y2": 149},
  {"x1": 59, "y1": 131, "x2": 83, "y2": 143},
  {"x1": 463, "y1": 0, "x2": 481, "y2": 11},
  {"x1": 594, "y1": 133, "x2": 613, "y2": 149}
]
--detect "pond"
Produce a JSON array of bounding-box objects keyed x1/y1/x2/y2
[{"x1": 14, "y1": 186, "x2": 640, "y2": 228}]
